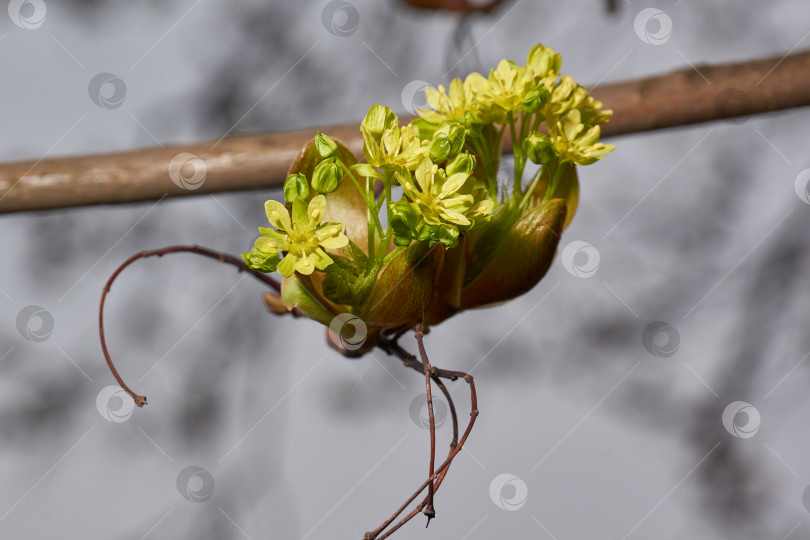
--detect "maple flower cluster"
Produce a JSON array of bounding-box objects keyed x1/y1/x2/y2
[{"x1": 240, "y1": 43, "x2": 613, "y2": 342}]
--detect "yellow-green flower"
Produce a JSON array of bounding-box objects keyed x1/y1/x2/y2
[
  {"x1": 420, "y1": 78, "x2": 477, "y2": 125},
  {"x1": 397, "y1": 158, "x2": 493, "y2": 226},
  {"x1": 465, "y1": 59, "x2": 533, "y2": 121},
  {"x1": 361, "y1": 122, "x2": 427, "y2": 170},
  {"x1": 546, "y1": 76, "x2": 582, "y2": 117},
  {"x1": 391, "y1": 158, "x2": 494, "y2": 248},
  {"x1": 550, "y1": 109, "x2": 615, "y2": 165},
  {"x1": 360, "y1": 105, "x2": 427, "y2": 170},
  {"x1": 546, "y1": 77, "x2": 611, "y2": 126},
  {"x1": 252, "y1": 195, "x2": 349, "y2": 277},
  {"x1": 399, "y1": 159, "x2": 474, "y2": 227},
  {"x1": 525, "y1": 43, "x2": 562, "y2": 79}
]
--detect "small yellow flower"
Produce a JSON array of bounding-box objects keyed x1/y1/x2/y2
[
  {"x1": 550, "y1": 109, "x2": 615, "y2": 165},
  {"x1": 397, "y1": 158, "x2": 492, "y2": 228},
  {"x1": 465, "y1": 60, "x2": 534, "y2": 121},
  {"x1": 362, "y1": 123, "x2": 427, "y2": 170},
  {"x1": 257, "y1": 196, "x2": 349, "y2": 277},
  {"x1": 420, "y1": 78, "x2": 476, "y2": 124},
  {"x1": 546, "y1": 77, "x2": 612, "y2": 126},
  {"x1": 525, "y1": 43, "x2": 562, "y2": 79},
  {"x1": 546, "y1": 76, "x2": 582, "y2": 117}
]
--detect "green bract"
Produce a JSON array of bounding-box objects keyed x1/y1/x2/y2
[{"x1": 242, "y1": 43, "x2": 614, "y2": 356}]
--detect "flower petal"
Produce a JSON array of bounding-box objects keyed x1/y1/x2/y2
[
  {"x1": 316, "y1": 223, "x2": 349, "y2": 249},
  {"x1": 291, "y1": 197, "x2": 309, "y2": 228},
  {"x1": 294, "y1": 254, "x2": 316, "y2": 275},
  {"x1": 439, "y1": 173, "x2": 469, "y2": 198},
  {"x1": 308, "y1": 195, "x2": 328, "y2": 225},
  {"x1": 311, "y1": 248, "x2": 334, "y2": 270},
  {"x1": 276, "y1": 255, "x2": 297, "y2": 277},
  {"x1": 468, "y1": 200, "x2": 495, "y2": 220},
  {"x1": 442, "y1": 194, "x2": 473, "y2": 213},
  {"x1": 320, "y1": 234, "x2": 349, "y2": 249},
  {"x1": 440, "y1": 211, "x2": 471, "y2": 226},
  {"x1": 265, "y1": 200, "x2": 292, "y2": 232},
  {"x1": 414, "y1": 158, "x2": 433, "y2": 193},
  {"x1": 255, "y1": 232, "x2": 286, "y2": 252},
  {"x1": 361, "y1": 126, "x2": 384, "y2": 167}
]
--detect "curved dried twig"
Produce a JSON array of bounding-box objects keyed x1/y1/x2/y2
[{"x1": 99, "y1": 244, "x2": 281, "y2": 407}]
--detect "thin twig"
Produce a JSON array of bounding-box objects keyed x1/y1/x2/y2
[
  {"x1": 98, "y1": 244, "x2": 473, "y2": 540},
  {"x1": 366, "y1": 336, "x2": 478, "y2": 540},
  {"x1": 99, "y1": 245, "x2": 281, "y2": 406},
  {"x1": 414, "y1": 323, "x2": 437, "y2": 523}
]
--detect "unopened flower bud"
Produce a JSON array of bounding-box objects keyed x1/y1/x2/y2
[
  {"x1": 283, "y1": 173, "x2": 310, "y2": 203},
  {"x1": 314, "y1": 132, "x2": 338, "y2": 158},
  {"x1": 311, "y1": 158, "x2": 342, "y2": 194},
  {"x1": 446, "y1": 152, "x2": 475, "y2": 177},
  {"x1": 523, "y1": 133, "x2": 555, "y2": 165}
]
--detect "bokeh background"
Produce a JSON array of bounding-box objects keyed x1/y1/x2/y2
[{"x1": 2, "y1": 0, "x2": 810, "y2": 538}]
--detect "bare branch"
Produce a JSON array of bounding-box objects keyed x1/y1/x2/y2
[{"x1": 2, "y1": 50, "x2": 809, "y2": 214}]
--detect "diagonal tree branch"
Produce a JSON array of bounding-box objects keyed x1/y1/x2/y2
[{"x1": 1, "y1": 50, "x2": 809, "y2": 215}]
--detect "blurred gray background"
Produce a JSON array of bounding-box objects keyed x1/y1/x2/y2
[{"x1": 1, "y1": 0, "x2": 810, "y2": 538}]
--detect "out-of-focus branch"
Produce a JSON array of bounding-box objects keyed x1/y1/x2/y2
[{"x1": 1, "y1": 50, "x2": 809, "y2": 215}]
